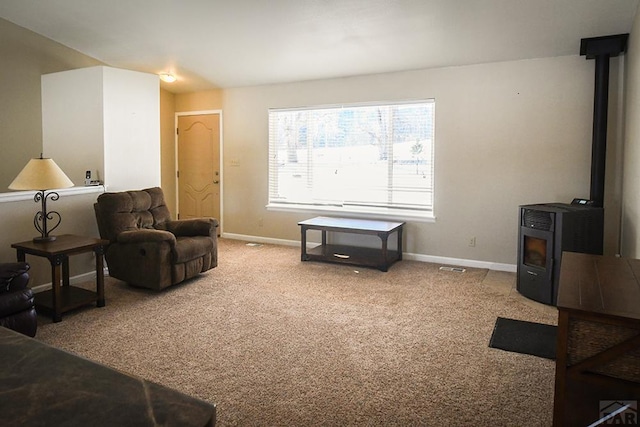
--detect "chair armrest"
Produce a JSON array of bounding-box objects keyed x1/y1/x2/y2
[
  {"x1": 0, "y1": 288, "x2": 34, "y2": 317},
  {"x1": 0, "y1": 262, "x2": 30, "y2": 293},
  {"x1": 117, "y1": 229, "x2": 177, "y2": 245},
  {"x1": 164, "y1": 218, "x2": 218, "y2": 237}
]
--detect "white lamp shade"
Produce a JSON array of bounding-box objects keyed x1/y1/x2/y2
[{"x1": 9, "y1": 157, "x2": 74, "y2": 191}]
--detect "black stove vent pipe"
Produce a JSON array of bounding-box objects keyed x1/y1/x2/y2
[{"x1": 580, "y1": 34, "x2": 628, "y2": 208}]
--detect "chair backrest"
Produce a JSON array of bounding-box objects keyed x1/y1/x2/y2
[{"x1": 94, "y1": 187, "x2": 172, "y2": 243}]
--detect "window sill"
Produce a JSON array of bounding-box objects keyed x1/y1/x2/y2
[{"x1": 266, "y1": 203, "x2": 435, "y2": 223}]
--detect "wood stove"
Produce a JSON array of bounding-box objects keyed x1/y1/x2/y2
[
  {"x1": 517, "y1": 203, "x2": 603, "y2": 305},
  {"x1": 516, "y1": 33, "x2": 628, "y2": 306}
]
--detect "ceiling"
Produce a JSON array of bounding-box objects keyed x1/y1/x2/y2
[{"x1": 0, "y1": 0, "x2": 638, "y2": 93}]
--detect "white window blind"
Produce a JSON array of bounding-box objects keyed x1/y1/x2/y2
[{"x1": 268, "y1": 100, "x2": 435, "y2": 216}]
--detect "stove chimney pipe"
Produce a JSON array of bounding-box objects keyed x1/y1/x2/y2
[{"x1": 580, "y1": 34, "x2": 628, "y2": 208}]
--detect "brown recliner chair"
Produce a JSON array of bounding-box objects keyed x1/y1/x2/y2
[
  {"x1": 0, "y1": 262, "x2": 37, "y2": 337},
  {"x1": 94, "y1": 187, "x2": 218, "y2": 291}
]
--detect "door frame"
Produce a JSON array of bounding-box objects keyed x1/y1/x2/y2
[{"x1": 174, "y1": 109, "x2": 224, "y2": 234}]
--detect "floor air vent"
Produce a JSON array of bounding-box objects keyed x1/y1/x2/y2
[{"x1": 439, "y1": 266, "x2": 466, "y2": 273}]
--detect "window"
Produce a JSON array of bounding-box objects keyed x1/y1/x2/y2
[{"x1": 268, "y1": 100, "x2": 435, "y2": 218}]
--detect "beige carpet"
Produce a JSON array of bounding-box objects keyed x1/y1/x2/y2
[{"x1": 36, "y1": 238, "x2": 558, "y2": 426}]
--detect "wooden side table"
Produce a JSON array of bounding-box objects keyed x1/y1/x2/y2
[
  {"x1": 12, "y1": 234, "x2": 109, "y2": 322},
  {"x1": 553, "y1": 251, "x2": 640, "y2": 426}
]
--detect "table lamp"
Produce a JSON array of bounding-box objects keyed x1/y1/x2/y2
[{"x1": 9, "y1": 155, "x2": 74, "y2": 242}]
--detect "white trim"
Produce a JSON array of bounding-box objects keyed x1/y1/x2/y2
[
  {"x1": 30, "y1": 269, "x2": 106, "y2": 294},
  {"x1": 266, "y1": 203, "x2": 435, "y2": 223},
  {"x1": 176, "y1": 109, "x2": 222, "y2": 116},
  {"x1": 221, "y1": 233, "x2": 516, "y2": 272},
  {"x1": 269, "y1": 98, "x2": 435, "y2": 113},
  {"x1": 222, "y1": 232, "x2": 300, "y2": 248},
  {"x1": 404, "y1": 253, "x2": 516, "y2": 272},
  {"x1": 0, "y1": 185, "x2": 106, "y2": 203},
  {"x1": 174, "y1": 110, "x2": 224, "y2": 233}
]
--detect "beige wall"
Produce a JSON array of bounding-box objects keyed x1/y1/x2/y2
[
  {"x1": 0, "y1": 18, "x2": 102, "y2": 191},
  {"x1": 1, "y1": 13, "x2": 637, "y2": 281},
  {"x1": 0, "y1": 18, "x2": 104, "y2": 286},
  {"x1": 175, "y1": 90, "x2": 223, "y2": 112},
  {"x1": 0, "y1": 188, "x2": 104, "y2": 286},
  {"x1": 622, "y1": 8, "x2": 640, "y2": 257},
  {"x1": 221, "y1": 55, "x2": 625, "y2": 266}
]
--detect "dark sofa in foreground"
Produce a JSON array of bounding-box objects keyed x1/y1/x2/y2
[{"x1": 0, "y1": 262, "x2": 36, "y2": 337}]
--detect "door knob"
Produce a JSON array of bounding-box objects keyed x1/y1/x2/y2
[{"x1": 213, "y1": 180, "x2": 219, "y2": 184}]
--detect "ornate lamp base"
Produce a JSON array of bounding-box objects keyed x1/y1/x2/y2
[
  {"x1": 33, "y1": 235, "x2": 57, "y2": 243},
  {"x1": 32, "y1": 190, "x2": 63, "y2": 244}
]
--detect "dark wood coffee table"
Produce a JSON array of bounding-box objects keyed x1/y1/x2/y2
[
  {"x1": 298, "y1": 216, "x2": 404, "y2": 271},
  {"x1": 12, "y1": 234, "x2": 109, "y2": 322}
]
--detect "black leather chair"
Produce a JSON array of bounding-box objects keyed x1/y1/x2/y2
[{"x1": 0, "y1": 262, "x2": 37, "y2": 337}]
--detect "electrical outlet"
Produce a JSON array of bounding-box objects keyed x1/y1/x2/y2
[{"x1": 468, "y1": 237, "x2": 476, "y2": 247}]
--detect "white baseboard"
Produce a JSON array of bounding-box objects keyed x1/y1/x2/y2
[
  {"x1": 221, "y1": 232, "x2": 517, "y2": 272},
  {"x1": 403, "y1": 253, "x2": 516, "y2": 272},
  {"x1": 30, "y1": 269, "x2": 105, "y2": 293},
  {"x1": 222, "y1": 232, "x2": 300, "y2": 248}
]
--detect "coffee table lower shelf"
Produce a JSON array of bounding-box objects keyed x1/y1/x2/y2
[
  {"x1": 305, "y1": 244, "x2": 401, "y2": 271},
  {"x1": 35, "y1": 286, "x2": 104, "y2": 320}
]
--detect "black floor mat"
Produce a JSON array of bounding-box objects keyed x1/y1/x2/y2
[{"x1": 489, "y1": 317, "x2": 557, "y2": 360}]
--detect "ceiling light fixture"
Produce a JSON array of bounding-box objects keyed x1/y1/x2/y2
[{"x1": 159, "y1": 73, "x2": 177, "y2": 83}]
